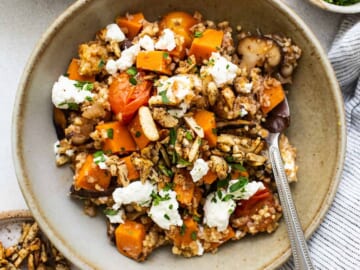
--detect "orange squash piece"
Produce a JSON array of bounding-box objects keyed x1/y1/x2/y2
[
  {"x1": 174, "y1": 170, "x2": 195, "y2": 206},
  {"x1": 96, "y1": 121, "x2": 137, "y2": 154},
  {"x1": 115, "y1": 220, "x2": 146, "y2": 260},
  {"x1": 136, "y1": 51, "x2": 172, "y2": 75},
  {"x1": 189, "y1": 29, "x2": 224, "y2": 63},
  {"x1": 160, "y1": 11, "x2": 198, "y2": 59},
  {"x1": 202, "y1": 170, "x2": 218, "y2": 185},
  {"x1": 67, "y1": 58, "x2": 95, "y2": 82},
  {"x1": 127, "y1": 112, "x2": 150, "y2": 149},
  {"x1": 261, "y1": 83, "x2": 285, "y2": 114},
  {"x1": 121, "y1": 155, "x2": 140, "y2": 181},
  {"x1": 231, "y1": 170, "x2": 249, "y2": 179},
  {"x1": 171, "y1": 217, "x2": 199, "y2": 246},
  {"x1": 193, "y1": 110, "x2": 217, "y2": 147},
  {"x1": 209, "y1": 226, "x2": 235, "y2": 249},
  {"x1": 116, "y1": 13, "x2": 145, "y2": 40},
  {"x1": 74, "y1": 155, "x2": 111, "y2": 191}
]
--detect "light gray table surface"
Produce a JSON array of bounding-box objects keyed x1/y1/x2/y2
[{"x1": 0, "y1": 0, "x2": 344, "y2": 266}]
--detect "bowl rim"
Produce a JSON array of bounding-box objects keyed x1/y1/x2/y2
[
  {"x1": 11, "y1": 0, "x2": 347, "y2": 269},
  {"x1": 307, "y1": 0, "x2": 360, "y2": 14}
]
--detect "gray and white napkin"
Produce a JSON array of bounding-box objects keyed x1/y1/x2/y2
[{"x1": 283, "y1": 15, "x2": 360, "y2": 270}]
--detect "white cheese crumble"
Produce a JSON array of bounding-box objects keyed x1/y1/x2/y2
[
  {"x1": 105, "y1": 44, "x2": 141, "y2": 74},
  {"x1": 168, "y1": 102, "x2": 188, "y2": 118},
  {"x1": 150, "y1": 74, "x2": 202, "y2": 106},
  {"x1": 106, "y1": 209, "x2": 125, "y2": 224},
  {"x1": 105, "y1": 23, "x2": 125, "y2": 42},
  {"x1": 203, "y1": 191, "x2": 236, "y2": 232},
  {"x1": 227, "y1": 180, "x2": 265, "y2": 200},
  {"x1": 139, "y1": 35, "x2": 155, "y2": 51},
  {"x1": 53, "y1": 141, "x2": 60, "y2": 155},
  {"x1": 155, "y1": 28, "x2": 176, "y2": 51},
  {"x1": 93, "y1": 152, "x2": 109, "y2": 170},
  {"x1": 242, "y1": 82, "x2": 253, "y2": 93},
  {"x1": 204, "y1": 52, "x2": 239, "y2": 87},
  {"x1": 190, "y1": 159, "x2": 209, "y2": 182},
  {"x1": 51, "y1": 75, "x2": 94, "y2": 109},
  {"x1": 112, "y1": 180, "x2": 155, "y2": 209},
  {"x1": 239, "y1": 107, "x2": 248, "y2": 117},
  {"x1": 149, "y1": 190, "x2": 183, "y2": 230},
  {"x1": 196, "y1": 240, "x2": 204, "y2": 256},
  {"x1": 65, "y1": 149, "x2": 74, "y2": 157}
]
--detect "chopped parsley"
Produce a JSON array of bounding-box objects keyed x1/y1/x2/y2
[
  {"x1": 169, "y1": 128, "x2": 176, "y2": 145},
  {"x1": 164, "y1": 214, "x2": 170, "y2": 220},
  {"x1": 163, "y1": 182, "x2": 174, "y2": 191},
  {"x1": 229, "y1": 177, "x2": 248, "y2": 193},
  {"x1": 126, "y1": 67, "x2": 138, "y2": 76},
  {"x1": 225, "y1": 156, "x2": 234, "y2": 163},
  {"x1": 222, "y1": 194, "x2": 234, "y2": 202},
  {"x1": 229, "y1": 163, "x2": 247, "y2": 172},
  {"x1": 159, "y1": 90, "x2": 169, "y2": 104},
  {"x1": 180, "y1": 224, "x2": 186, "y2": 235},
  {"x1": 107, "y1": 128, "x2": 114, "y2": 139},
  {"x1": 177, "y1": 158, "x2": 192, "y2": 166},
  {"x1": 74, "y1": 81, "x2": 94, "y2": 91},
  {"x1": 185, "y1": 131, "x2": 193, "y2": 141},
  {"x1": 212, "y1": 128, "x2": 217, "y2": 135},
  {"x1": 169, "y1": 204, "x2": 173, "y2": 210},
  {"x1": 323, "y1": 0, "x2": 359, "y2": 5},
  {"x1": 103, "y1": 209, "x2": 118, "y2": 216},
  {"x1": 191, "y1": 231, "x2": 197, "y2": 241},
  {"x1": 93, "y1": 150, "x2": 106, "y2": 164},
  {"x1": 129, "y1": 76, "x2": 137, "y2": 85},
  {"x1": 187, "y1": 58, "x2": 193, "y2": 65},
  {"x1": 63, "y1": 73, "x2": 69, "y2": 77},
  {"x1": 194, "y1": 31, "x2": 203, "y2": 38},
  {"x1": 151, "y1": 191, "x2": 171, "y2": 206},
  {"x1": 98, "y1": 59, "x2": 105, "y2": 69},
  {"x1": 193, "y1": 215, "x2": 201, "y2": 223},
  {"x1": 159, "y1": 164, "x2": 174, "y2": 177},
  {"x1": 217, "y1": 178, "x2": 229, "y2": 189},
  {"x1": 58, "y1": 102, "x2": 79, "y2": 110},
  {"x1": 163, "y1": 52, "x2": 169, "y2": 59},
  {"x1": 85, "y1": 96, "x2": 93, "y2": 102},
  {"x1": 135, "y1": 131, "x2": 142, "y2": 138}
]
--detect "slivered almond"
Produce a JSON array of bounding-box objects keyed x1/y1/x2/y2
[
  {"x1": 184, "y1": 116, "x2": 204, "y2": 138},
  {"x1": 138, "y1": 106, "x2": 159, "y2": 141}
]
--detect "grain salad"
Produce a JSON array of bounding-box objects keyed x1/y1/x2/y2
[{"x1": 52, "y1": 11, "x2": 301, "y2": 261}]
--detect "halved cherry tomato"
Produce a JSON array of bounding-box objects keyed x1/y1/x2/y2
[
  {"x1": 108, "y1": 72, "x2": 152, "y2": 124},
  {"x1": 234, "y1": 187, "x2": 273, "y2": 217}
]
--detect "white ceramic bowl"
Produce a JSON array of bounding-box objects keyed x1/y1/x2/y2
[
  {"x1": 12, "y1": 0, "x2": 346, "y2": 269},
  {"x1": 308, "y1": 0, "x2": 360, "y2": 13}
]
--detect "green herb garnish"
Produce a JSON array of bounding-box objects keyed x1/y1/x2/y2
[
  {"x1": 129, "y1": 77, "x2": 137, "y2": 85},
  {"x1": 185, "y1": 131, "x2": 193, "y2": 141},
  {"x1": 169, "y1": 128, "x2": 176, "y2": 145},
  {"x1": 85, "y1": 96, "x2": 93, "y2": 102},
  {"x1": 103, "y1": 209, "x2": 118, "y2": 216},
  {"x1": 126, "y1": 67, "x2": 138, "y2": 76},
  {"x1": 98, "y1": 59, "x2": 105, "y2": 69},
  {"x1": 164, "y1": 214, "x2": 170, "y2": 220},
  {"x1": 151, "y1": 191, "x2": 171, "y2": 206},
  {"x1": 159, "y1": 164, "x2": 174, "y2": 177},
  {"x1": 194, "y1": 31, "x2": 203, "y2": 38},
  {"x1": 191, "y1": 231, "x2": 197, "y2": 241},
  {"x1": 229, "y1": 163, "x2": 247, "y2": 172},
  {"x1": 163, "y1": 52, "x2": 169, "y2": 59},
  {"x1": 107, "y1": 128, "x2": 114, "y2": 139},
  {"x1": 159, "y1": 90, "x2": 169, "y2": 104},
  {"x1": 74, "y1": 81, "x2": 94, "y2": 91},
  {"x1": 178, "y1": 158, "x2": 192, "y2": 166},
  {"x1": 135, "y1": 131, "x2": 142, "y2": 138},
  {"x1": 229, "y1": 177, "x2": 248, "y2": 193},
  {"x1": 180, "y1": 224, "x2": 186, "y2": 235},
  {"x1": 193, "y1": 215, "x2": 201, "y2": 223}
]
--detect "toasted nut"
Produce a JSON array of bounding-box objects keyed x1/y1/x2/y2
[
  {"x1": 138, "y1": 106, "x2": 160, "y2": 141},
  {"x1": 184, "y1": 116, "x2": 204, "y2": 138}
]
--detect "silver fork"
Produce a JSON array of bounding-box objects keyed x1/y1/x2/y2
[{"x1": 265, "y1": 99, "x2": 314, "y2": 270}]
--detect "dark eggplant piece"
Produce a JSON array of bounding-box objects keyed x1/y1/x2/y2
[
  {"x1": 237, "y1": 36, "x2": 282, "y2": 73},
  {"x1": 263, "y1": 99, "x2": 290, "y2": 133},
  {"x1": 69, "y1": 185, "x2": 115, "y2": 199},
  {"x1": 53, "y1": 107, "x2": 67, "y2": 140}
]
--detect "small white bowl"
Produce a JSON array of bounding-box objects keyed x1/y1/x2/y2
[{"x1": 308, "y1": 0, "x2": 360, "y2": 13}]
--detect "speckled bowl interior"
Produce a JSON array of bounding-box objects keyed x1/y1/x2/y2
[{"x1": 12, "y1": 0, "x2": 346, "y2": 269}]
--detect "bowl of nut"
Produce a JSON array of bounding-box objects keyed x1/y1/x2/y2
[{"x1": 13, "y1": 0, "x2": 346, "y2": 269}]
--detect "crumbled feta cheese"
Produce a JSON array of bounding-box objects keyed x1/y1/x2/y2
[
  {"x1": 279, "y1": 135, "x2": 298, "y2": 182},
  {"x1": 227, "y1": 180, "x2": 265, "y2": 200},
  {"x1": 105, "y1": 44, "x2": 141, "y2": 75},
  {"x1": 53, "y1": 141, "x2": 60, "y2": 154},
  {"x1": 105, "y1": 23, "x2": 125, "y2": 42},
  {"x1": 51, "y1": 76, "x2": 94, "y2": 109},
  {"x1": 105, "y1": 59, "x2": 118, "y2": 75},
  {"x1": 149, "y1": 190, "x2": 183, "y2": 230},
  {"x1": 203, "y1": 191, "x2": 236, "y2": 232},
  {"x1": 205, "y1": 52, "x2": 239, "y2": 87},
  {"x1": 116, "y1": 44, "x2": 141, "y2": 71},
  {"x1": 239, "y1": 107, "x2": 248, "y2": 117},
  {"x1": 106, "y1": 209, "x2": 125, "y2": 224},
  {"x1": 242, "y1": 82, "x2": 253, "y2": 93},
  {"x1": 139, "y1": 35, "x2": 155, "y2": 51},
  {"x1": 65, "y1": 149, "x2": 74, "y2": 157},
  {"x1": 151, "y1": 74, "x2": 201, "y2": 105},
  {"x1": 112, "y1": 181, "x2": 155, "y2": 209},
  {"x1": 190, "y1": 159, "x2": 209, "y2": 182},
  {"x1": 155, "y1": 28, "x2": 176, "y2": 51},
  {"x1": 196, "y1": 240, "x2": 204, "y2": 256}
]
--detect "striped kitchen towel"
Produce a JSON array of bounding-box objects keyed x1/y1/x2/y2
[{"x1": 282, "y1": 15, "x2": 360, "y2": 270}]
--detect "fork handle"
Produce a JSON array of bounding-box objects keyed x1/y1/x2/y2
[{"x1": 268, "y1": 133, "x2": 314, "y2": 270}]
